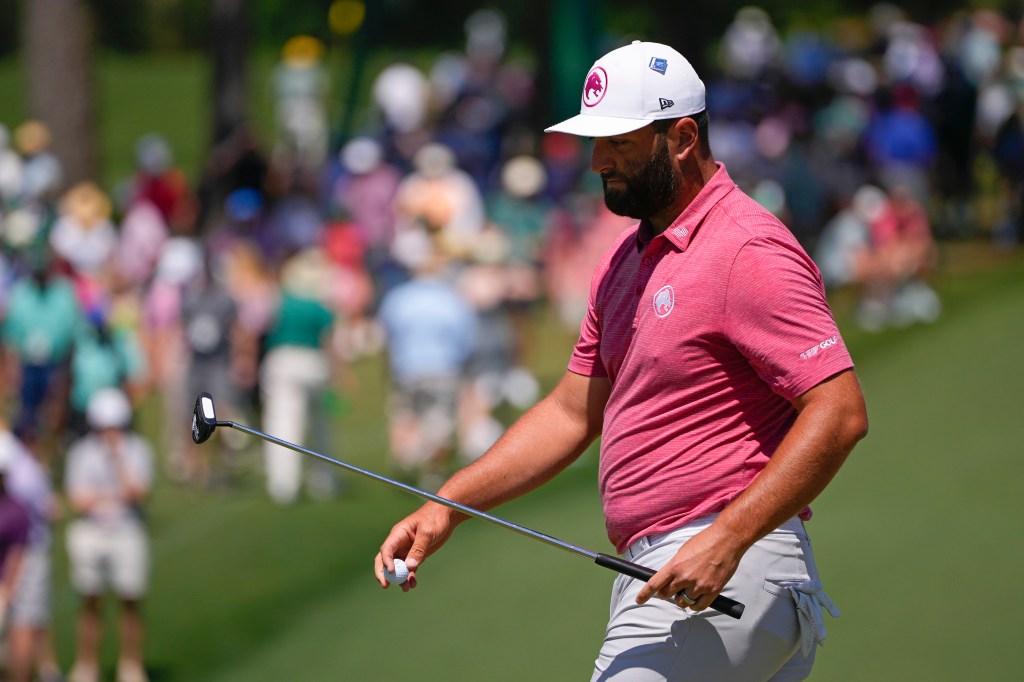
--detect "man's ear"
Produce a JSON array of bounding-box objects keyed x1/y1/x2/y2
[{"x1": 671, "y1": 117, "x2": 699, "y2": 158}]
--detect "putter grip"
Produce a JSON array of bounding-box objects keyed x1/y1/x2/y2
[{"x1": 595, "y1": 553, "x2": 745, "y2": 619}]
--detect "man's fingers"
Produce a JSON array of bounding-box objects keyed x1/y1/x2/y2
[
  {"x1": 374, "y1": 552, "x2": 389, "y2": 589},
  {"x1": 404, "y1": 536, "x2": 431, "y2": 571},
  {"x1": 636, "y1": 573, "x2": 708, "y2": 610},
  {"x1": 673, "y1": 589, "x2": 698, "y2": 608},
  {"x1": 377, "y1": 525, "x2": 415, "y2": 588},
  {"x1": 636, "y1": 573, "x2": 672, "y2": 605},
  {"x1": 689, "y1": 590, "x2": 719, "y2": 612}
]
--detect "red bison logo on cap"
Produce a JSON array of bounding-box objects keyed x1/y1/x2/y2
[{"x1": 583, "y1": 67, "x2": 607, "y2": 107}]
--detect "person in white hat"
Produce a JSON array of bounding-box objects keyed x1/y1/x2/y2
[
  {"x1": 64, "y1": 388, "x2": 154, "y2": 682},
  {"x1": 375, "y1": 41, "x2": 868, "y2": 680}
]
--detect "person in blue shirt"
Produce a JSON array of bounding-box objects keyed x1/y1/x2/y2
[{"x1": 377, "y1": 229, "x2": 478, "y2": 490}]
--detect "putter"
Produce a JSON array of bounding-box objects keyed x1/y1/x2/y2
[{"x1": 192, "y1": 392, "x2": 744, "y2": 619}]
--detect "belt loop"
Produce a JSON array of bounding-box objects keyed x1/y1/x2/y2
[{"x1": 627, "y1": 535, "x2": 651, "y2": 560}]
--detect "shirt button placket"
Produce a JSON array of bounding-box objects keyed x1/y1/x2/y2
[{"x1": 635, "y1": 250, "x2": 654, "y2": 328}]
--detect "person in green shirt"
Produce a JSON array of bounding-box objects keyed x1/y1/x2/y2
[
  {"x1": 1, "y1": 260, "x2": 82, "y2": 434},
  {"x1": 259, "y1": 249, "x2": 339, "y2": 504}
]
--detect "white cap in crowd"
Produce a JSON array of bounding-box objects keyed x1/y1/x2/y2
[
  {"x1": 87, "y1": 387, "x2": 133, "y2": 431},
  {"x1": 545, "y1": 41, "x2": 706, "y2": 138}
]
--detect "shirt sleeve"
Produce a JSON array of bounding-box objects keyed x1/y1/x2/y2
[
  {"x1": 724, "y1": 236, "x2": 854, "y2": 400},
  {"x1": 567, "y1": 255, "x2": 610, "y2": 378}
]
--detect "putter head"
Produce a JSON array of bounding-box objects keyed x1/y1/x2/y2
[{"x1": 192, "y1": 392, "x2": 218, "y2": 444}]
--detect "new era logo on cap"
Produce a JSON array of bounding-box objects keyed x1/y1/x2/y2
[{"x1": 659, "y1": 98, "x2": 674, "y2": 110}]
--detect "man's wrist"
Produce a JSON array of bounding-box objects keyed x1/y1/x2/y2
[
  {"x1": 425, "y1": 500, "x2": 468, "y2": 528},
  {"x1": 710, "y1": 511, "x2": 762, "y2": 555}
]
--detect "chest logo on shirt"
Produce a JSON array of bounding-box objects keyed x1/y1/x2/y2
[{"x1": 653, "y1": 285, "x2": 675, "y2": 318}]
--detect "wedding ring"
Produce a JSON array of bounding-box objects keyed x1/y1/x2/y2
[{"x1": 676, "y1": 590, "x2": 697, "y2": 606}]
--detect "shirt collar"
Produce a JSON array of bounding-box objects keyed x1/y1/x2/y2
[{"x1": 635, "y1": 162, "x2": 735, "y2": 253}]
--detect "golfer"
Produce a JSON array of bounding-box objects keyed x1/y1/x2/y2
[{"x1": 376, "y1": 40, "x2": 868, "y2": 681}]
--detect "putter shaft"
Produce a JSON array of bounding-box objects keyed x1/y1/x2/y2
[
  {"x1": 217, "y1": 418, "x2": 744, "y2": 619},
  {"x1": 225, "y1": 419, "x2": 596, "y2": 560}
]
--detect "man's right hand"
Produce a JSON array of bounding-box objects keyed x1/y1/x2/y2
[{"x1": 374, "y1": 502, "x2": 465, "y2": 592}]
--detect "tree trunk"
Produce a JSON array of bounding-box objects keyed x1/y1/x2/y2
[
  {"x1": 23, "y1": 0, "x2": 97, "y2": 187},
  {"x1": 210, "y1": 0, "x2": 249, "y2": 146}
]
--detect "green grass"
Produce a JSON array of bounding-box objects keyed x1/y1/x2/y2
[
  {"x1": 96, "y1": 53, "x2": 210, "y2": 191},
  {"x1": 0, "y1": 50, "x2": 295, "y2": 189},
  {"x1": 812, "y1": 252, "x2": 1024, "y2": 681},
  {"x1": 0, "y1": 53, "x2": 210, "y2": 191}
]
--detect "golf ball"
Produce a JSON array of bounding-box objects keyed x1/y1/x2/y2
[{"x1": 384, "y1": 558, "x2": 409, "y2": 585}]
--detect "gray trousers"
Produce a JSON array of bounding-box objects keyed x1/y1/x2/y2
[{"x1": 591, "y1": 515, "x2": 837, "y2": 681}]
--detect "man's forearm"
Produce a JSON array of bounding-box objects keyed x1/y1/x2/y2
[{"x1": 433, "y1": 371, "x2": 608, "y2": 521}]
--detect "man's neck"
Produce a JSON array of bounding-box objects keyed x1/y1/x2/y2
[{"x1": 646, "y1": 157, "x2": 718, "y2": 235}]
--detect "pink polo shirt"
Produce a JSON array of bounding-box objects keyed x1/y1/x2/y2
[{"x1": 569, "y1": 165, "x2": 853, "y2": 553}]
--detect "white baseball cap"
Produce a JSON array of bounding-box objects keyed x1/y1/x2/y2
[
  {"x1": 545, "y1": 41, "x2": 706, "y2": 138},
  {"x1": 87, "y1": 387, "x2": 133, "y2": 430}
]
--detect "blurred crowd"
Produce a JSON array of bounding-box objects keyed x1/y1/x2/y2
[{"x1": 0, "y1": 3, "x2": 1022, "y2": 678}]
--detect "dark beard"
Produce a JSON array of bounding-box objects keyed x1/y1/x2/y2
[{"x1": 601, "y1": 136, "x2": 679, "y2": 219}]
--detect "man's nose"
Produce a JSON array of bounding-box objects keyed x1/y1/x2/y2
[{"x1": 591, "y1": 140, "x2": 613, "y2": 174}]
